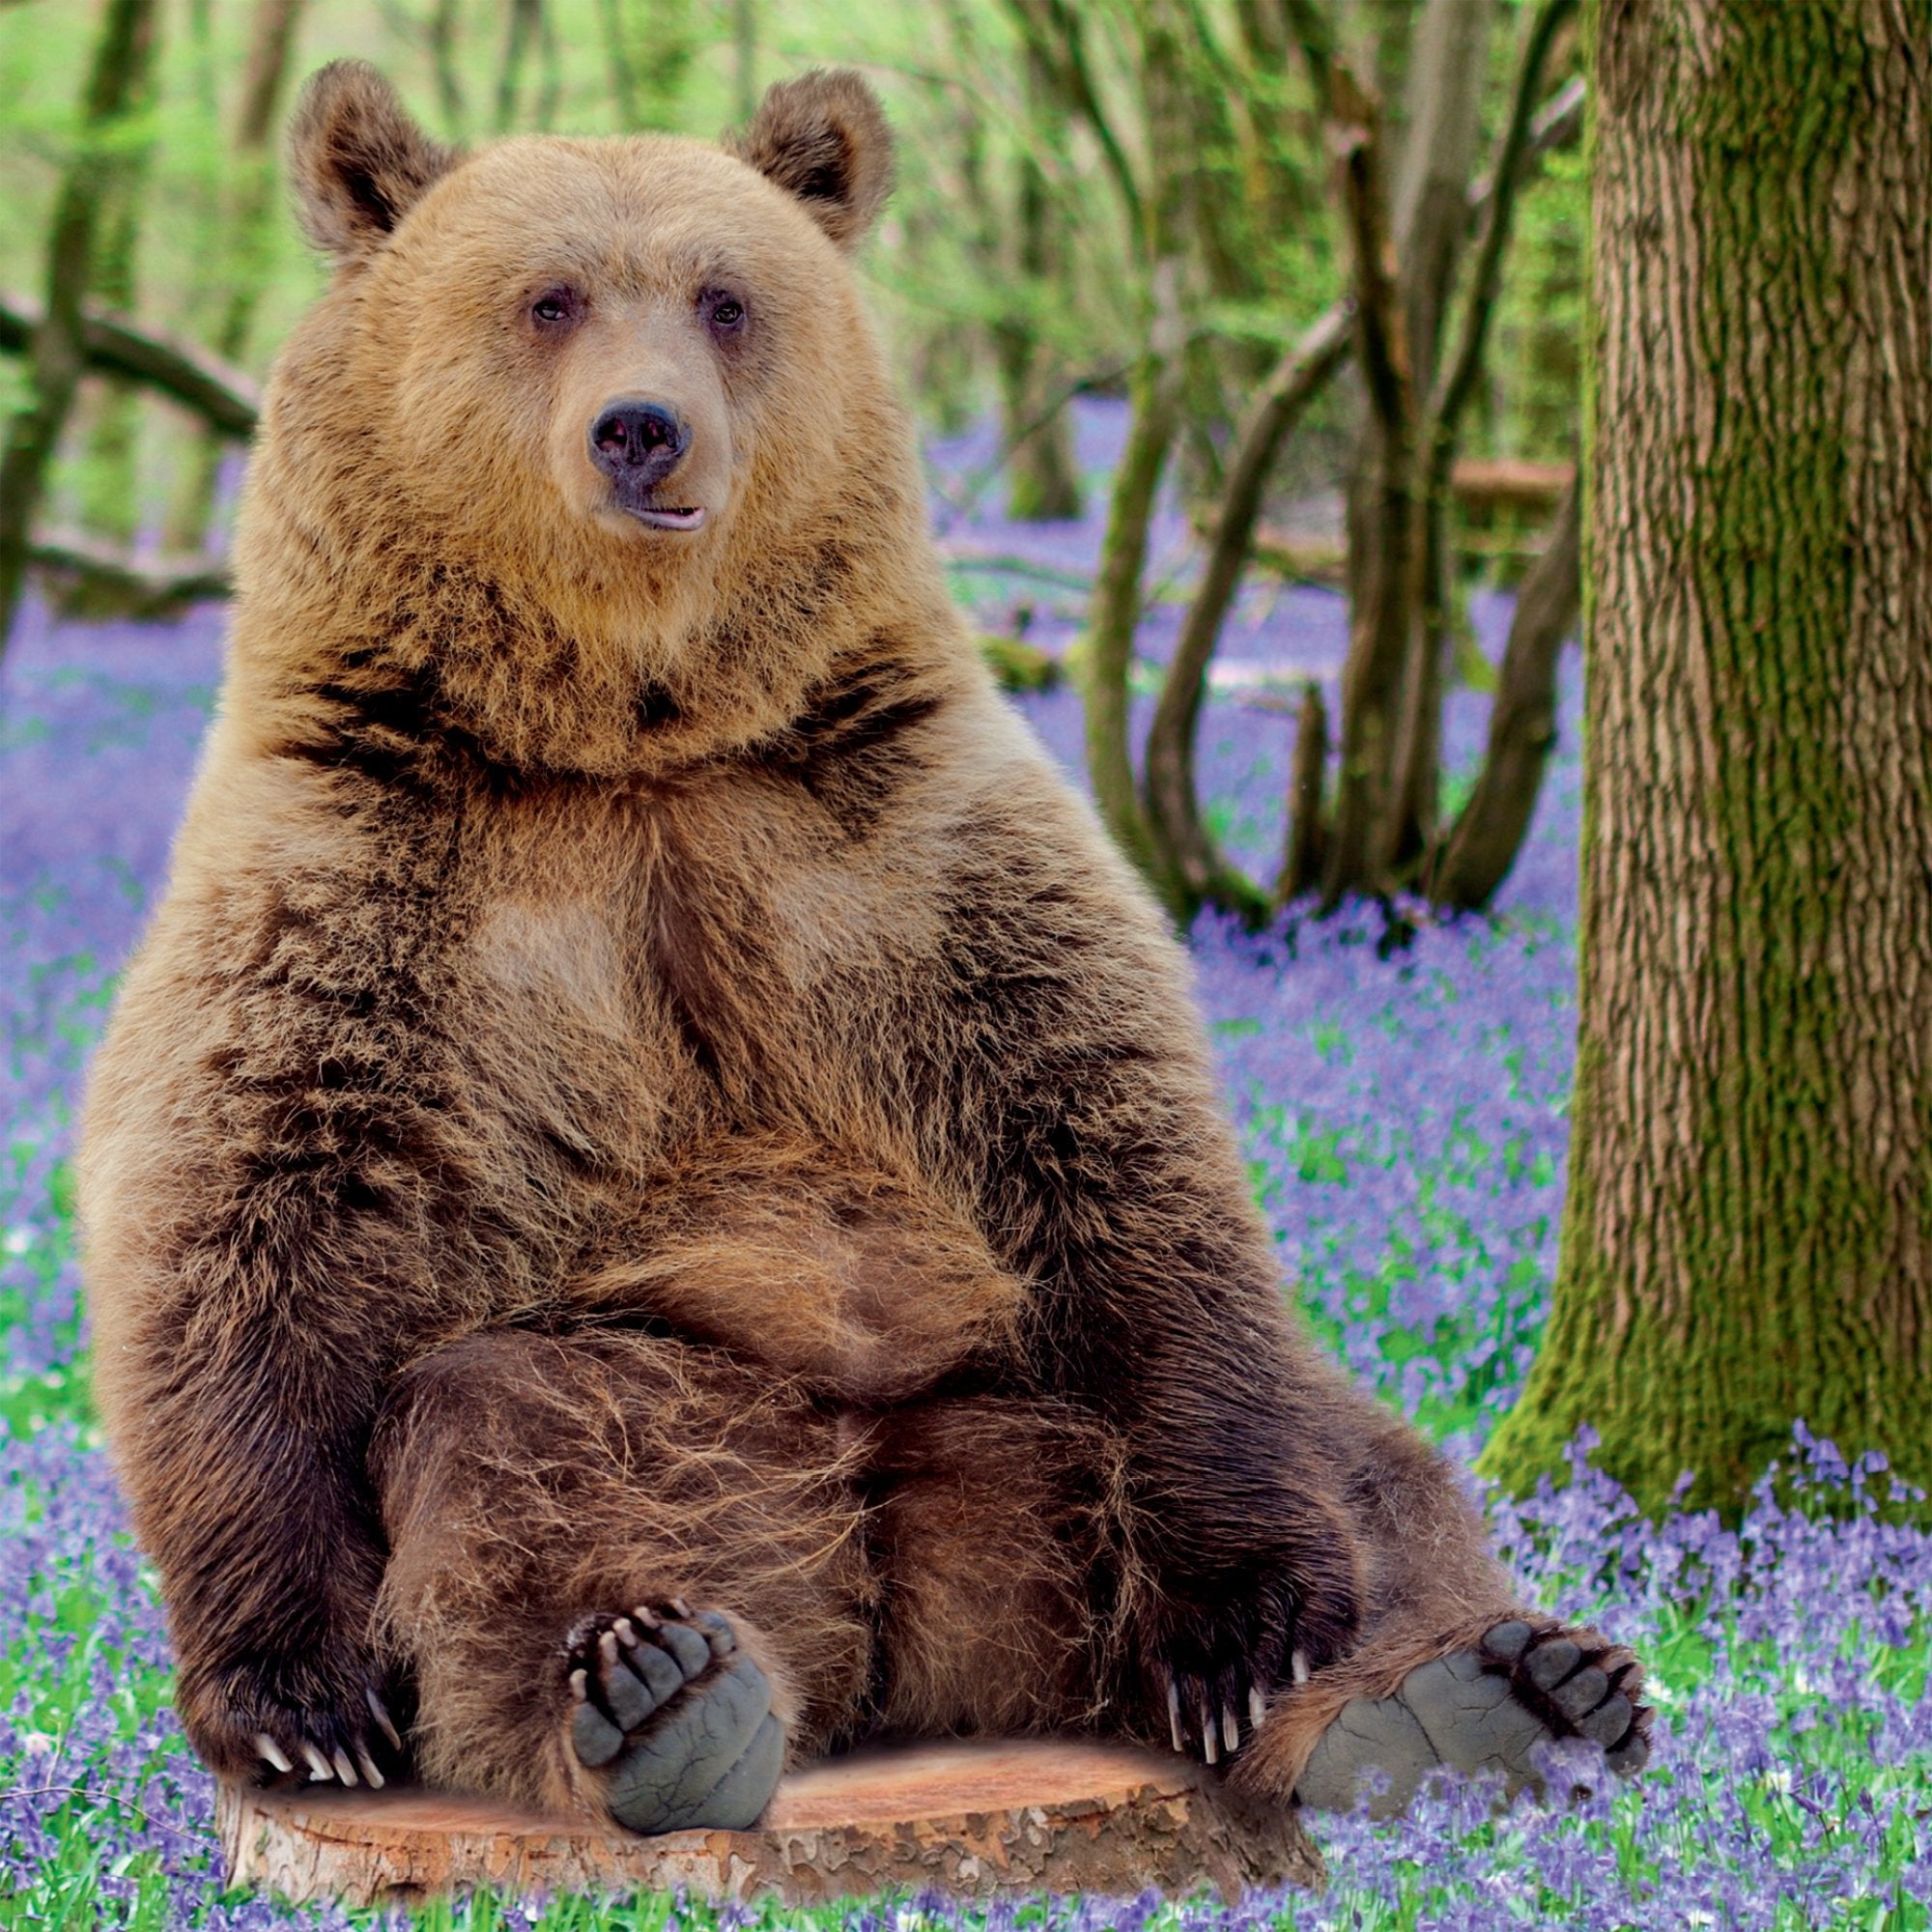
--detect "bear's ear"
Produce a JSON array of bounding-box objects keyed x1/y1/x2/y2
[
  {"x1": 289, "y1": 61, "x2": 458, "y2": 261},
  {"x1": 729, "y1": 70, "x2": 895, "y2": 254}
]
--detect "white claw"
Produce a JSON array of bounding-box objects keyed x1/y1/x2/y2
[
  {"x1": 1292, "y1": 1649, "x2": 1311, "y2": 1686},
  {"x1": 255, "y1": 1733, "x2": 293, "y2": 1774},
  {"x1": 632, "y1": 1605, "x2": 661, "y2": 1630},
  {"x1": 670, "y1": 1596, "x2": 693, "y2": 1619},
  {"x1": 1166, "y1": 1673, "x2": 1184, "y2": 1753},
  {"x1": 1249, "y1": 1686, "x2": 1267, "y2": 1730},
  {"x1": 1222, "y1": 1701, "x2": 1239, "y2": 1752},
  {"x1": 568, "y1": 1667, "x2": 589, "y2": 1703},
  {"x1": 1202, "y1": 1719, "x2": 1219, "y2": 1766},
  {"x1": 598, "y1": 1629, "x2": 619, "y2": 1668},
  {"x1": 356, "y1": 1747, "x2": 384, "y2": 1789},
  {"x1": 366, "y1": 1689, "x2": 403, "y2": 1751},
  {"x1": 331, "y1": 1747, "x2": 357, "y2": 1786},
  {"x1": 301, "y1": 1742, "x2": 333, "y2": 1782},
  {"x1": 613, "y1": 1618, "x2": 639, "y2": 1648}
]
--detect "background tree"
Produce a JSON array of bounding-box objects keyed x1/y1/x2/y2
[
  {"x1": 1480, "y1": 0, "x2": 1932, "y2": 1515},
  {"x1": 1131, "y1": 0, "x2": 1582, "y2": 923},
  {"x1": 72, "y1": 84, "x2": 156, "y2": 549},
  {"x1": 992, "y1": 43, "x2": 1083, "y2": 523},
  {"x1": 0, "y1": 0, "x2": 160, "y2": 642},
  {"x1": 164, "y1": 0, "x2": 308, "y2": 553}
]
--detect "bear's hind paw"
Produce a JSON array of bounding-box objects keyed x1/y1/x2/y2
[
  {"x1": 1295, "y1": 1616, "x2": 1652, "y2": 1818},
  {"x1": 563, "y1": 1604, "x2": 783, "y2": 1835}
]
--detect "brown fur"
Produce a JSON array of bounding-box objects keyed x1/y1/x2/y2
[{"x1": 80, "y1": 62, "x2": 1548, "y2": 1818}]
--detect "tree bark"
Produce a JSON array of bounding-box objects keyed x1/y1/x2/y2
[
  {"x1": 1082, "y1": 318, "x2": 1181, "y2": 892},
  {"x1": 0, "y1": 0, "x2": 160, "y2": 651},
  {"x1": 1321, "y1": 73, "x2": 1422, "y2": 907},
  {"x1": 1392, "y1": 0, "x2": 1497, "y2": 380},
  {"x1": 1278, "y1": 679, "x2": 1329, "y2": 904},
  {"x1": 1390, "y1": 0, "x2": 1579, "y2": 868},
  {"x1": 1481, "y1": 1, "x2": 1932, "y2": 1515},
  {"x1": 1330, "y1": 0, "x2": 1492, "y2": 882}
]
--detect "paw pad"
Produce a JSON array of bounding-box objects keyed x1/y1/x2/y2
[
  {"x1": 564, "y1": 1604, "x2": 783, "y2": 1834},
  {"x1": 1297, "y1": 1617, "x2": 1653, "y2": 1816}
]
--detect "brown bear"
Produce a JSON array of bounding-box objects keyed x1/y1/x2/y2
[{"x1": 78, "y1": 61, "x2": 1649, "y2": 1834}]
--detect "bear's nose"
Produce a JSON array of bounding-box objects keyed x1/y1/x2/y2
[{"x1": 589, "y1": 400, "x2": 690, "y2": 486}]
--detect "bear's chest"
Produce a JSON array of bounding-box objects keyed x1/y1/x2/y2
[{"x1": 459, "y1": 784, "x2": 923, "y2": 1162}]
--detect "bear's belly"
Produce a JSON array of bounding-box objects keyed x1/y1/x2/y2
[
  {"x1": 465, "y1": 872, "x2": 1017, "y2": 1406},
  {"x1": 576, "y1": 1146, "x2": 1026, "y2": 1407}
]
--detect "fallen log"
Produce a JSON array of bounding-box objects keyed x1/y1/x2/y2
[
  {"x1": 217, "y1": 1737, "x2": 1322, "y2": 1908},
  {"x1": 1448, "y1": 456, "x2": 1573, "y2": 518}
]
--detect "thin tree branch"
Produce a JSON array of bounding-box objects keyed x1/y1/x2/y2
[
  {"x1": 1082, "y1": 260, "x2": 1187, "y2": 894},
  {"x1": 0, "y1": 292, "x2": 259, "y2": 438},
  {"x1": 1385, "y1": 0, "x2": 1578, "y2": 875},
  {"x1": 1001, "y1": 0, "x2": 1147, "y2": 242},
  {"x1": 932, "y1": 364, "x2": 1130, "y2": 532},
  {"x1": 1475, "y1": 73, "x2": 1582, "y2": 208},
  {"x1": 1142, "y1": 301, "x2": 1354, "y2": 923},
  {"x1": 29, "y1": 533, "x2": 231, "y2": 619},
  {"x1": 164, "y1": 0, "x2": 308, "y2": 549},
  {"x1": 1428, "y1": 0, "x2": 1579, "y2": 473},
  {"x1": 1427, "y1": 474, "x2": 1579, "y2": 909},
  {"x1": 1322, "y1": 63, "x2": 1424, "y2": 904},
  {"x1": 1331, "y1": 69, "x2": 1414, "y2": 439}
]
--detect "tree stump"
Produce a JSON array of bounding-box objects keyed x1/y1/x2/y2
[{"x1": 217, "y1": 1738, "x2": 1323, "y2": 1908}]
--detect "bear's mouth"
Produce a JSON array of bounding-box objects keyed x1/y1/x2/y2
[{"x1": 629, "y1": 504, "x2": 707, "y2": 532}]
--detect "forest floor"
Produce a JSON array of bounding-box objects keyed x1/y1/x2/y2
[{"x1": 3, "y1": 402, "x2": 1930, "y2": 1929}]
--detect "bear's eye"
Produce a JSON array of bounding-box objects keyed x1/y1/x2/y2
[
  {"x1": 704, "y1": 293, "x2": 747, "y2": 335},
  {"x1": 530, "y1": 288, "x2": 581, "y2": 329}
]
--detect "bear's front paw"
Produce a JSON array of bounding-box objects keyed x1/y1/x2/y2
[
  {"x1": 564, "y1": 1602, "x2": 784, "y2": 1835},
  {"x1": 1139, "y1": 1530, "x2": 1360, "y2": 1768},
  {"x1": 183, "y1": 1649, "x2": 407, "y2": 1791},
  {"x1": 1143, "y1": 1577, "x2": 1301, "y2": 1767}
]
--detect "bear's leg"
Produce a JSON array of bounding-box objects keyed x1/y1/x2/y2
[
  {"x1": 859, "y1": 1397, "x2": 1116, "y2": 1739},
  {"x1": 1234, "y1": 1392, "x2": 1652, "y2": 1817},
  {"x1": 369, "y1": 1328, "x2": 873, "y2": 1825}
]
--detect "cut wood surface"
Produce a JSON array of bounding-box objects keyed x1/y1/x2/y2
[{"x1": 218, "y1": 1737, "x2": 1323, "y2": 1908}]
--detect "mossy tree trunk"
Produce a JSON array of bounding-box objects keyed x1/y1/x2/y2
[{"x1": 1480, "y1": 0, "x2": 1932, "y2": 1515}]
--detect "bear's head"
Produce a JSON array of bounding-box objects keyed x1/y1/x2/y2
[{"x1": 239, "y1": 63, "x2": 949, "y2": 777}]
